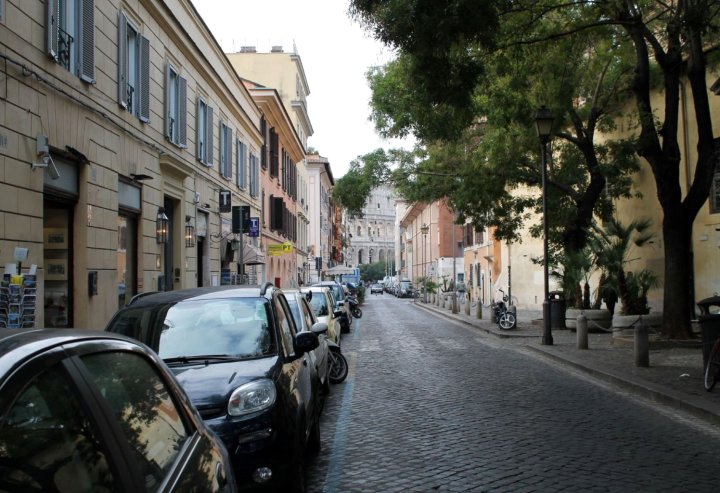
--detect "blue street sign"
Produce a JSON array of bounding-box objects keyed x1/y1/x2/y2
[{"x1": 249, "y1": 217, "x2": 260, "y2": 237}]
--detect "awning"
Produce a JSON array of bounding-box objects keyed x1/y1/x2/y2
[{"x1": 243, "y1": 243, "x2": 266, "y2": 265}]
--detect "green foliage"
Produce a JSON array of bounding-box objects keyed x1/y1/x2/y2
[
  {"x1": 590, "y1": 217, "x2": 660, "y2": 315},
  {"x1": 358, "y1": 260, "x2": 390, "y2": 283}
]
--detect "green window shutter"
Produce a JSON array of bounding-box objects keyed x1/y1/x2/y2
[
  {"x1": 178, "y1": 76, "x2": 187, "y2": 147},
  {"x1": 139, "y1": 35, "x2": 150, "y2": 122},
  {"x1": 46, "y1": 0, "x2": 59, "y2": 61},
  {"x1": 117, "y1": 12, "x2": 128, "y2": 108},
  {"x1": 79, "y1": 0, "x2": 95, "y2": 83},
  {"x1": 206, "y1": 106, "x2": 214, "y2": 165}
]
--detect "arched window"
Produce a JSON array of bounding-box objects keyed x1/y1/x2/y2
[{"x1": 357, "y1": 225, "x2": 362, "y2": 237}]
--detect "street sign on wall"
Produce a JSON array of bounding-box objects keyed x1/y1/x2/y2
[{"x1": 248, "y1": 217, "x2": 260, "y2": 237}]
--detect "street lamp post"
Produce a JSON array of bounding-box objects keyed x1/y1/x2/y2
[
  {"x1": 421, "y1": 223, "x2": 429, "y2": 303},
  {"x1": 535, "y1": 105, "x2": 555, "y2": 346}
]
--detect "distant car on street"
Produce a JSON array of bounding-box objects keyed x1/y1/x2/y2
[
  {"x1": 106, "y1": 284, "x2": 321, "y2": 492},
  {"x1": 0, "y1": 328, "x2": 236, "y2": 492},
  {"x1": 370, "y1": 283, "x2": 384, "y2": 294}
]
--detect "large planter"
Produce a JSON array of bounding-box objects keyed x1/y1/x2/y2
[
  {"x1": 611, "y1": 312, "x2": 663, "y2": 346},
  {"x1": 565, "y1": 308, "x2": 612, "y2": 332}
]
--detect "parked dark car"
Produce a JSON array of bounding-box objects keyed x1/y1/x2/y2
[
  {"x1": 0, "y1": 328, "x2": 236, "y2": 492},
  {"x1": 106, "y1": 284, "x2": 321, "y2": 492},
  {"x1": 311, "y1": 281, "x2": 352, "y2": 333},
  {"x1": 284, "y1": 290, "x2": 330, "y2": 397}
]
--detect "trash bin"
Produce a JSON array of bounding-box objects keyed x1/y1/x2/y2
[
  {"x1": 698, "y1": 296, "x2": 720, "y2": 369},
  {"x1": 549, "y1": 291, "x2": 566, "y2": 330}
]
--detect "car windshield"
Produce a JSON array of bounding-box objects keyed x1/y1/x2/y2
[
  {"x1": 307, "y1": 292, "x2": 329, "y2": 316},
  {"x1": 108, "y1": 298, "x2": 276, "y2": 360}
]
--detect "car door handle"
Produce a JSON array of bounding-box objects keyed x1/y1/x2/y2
[{"x1": 215, "y1": 461, "x2": 227, "y2": 488}]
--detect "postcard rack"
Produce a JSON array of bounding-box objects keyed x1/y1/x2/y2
[{"x1": 0, "y1": 274, "x2": 37, "y2": 329}]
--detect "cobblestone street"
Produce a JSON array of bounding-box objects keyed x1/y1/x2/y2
[{"x1": 307, "y1": 294, "x2": 720, "y2": 492}]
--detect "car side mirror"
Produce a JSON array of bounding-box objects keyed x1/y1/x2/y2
[
  {"x1": 294, "y1": 331, "x2": 319, "y2": 355},
  {"x1": 311, "y1": 321, "x2": 328, "y2": 335}
]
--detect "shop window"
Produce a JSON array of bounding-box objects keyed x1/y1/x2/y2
[{"x1": 44, "y1": 207, "x2": 72, "y2": 328}]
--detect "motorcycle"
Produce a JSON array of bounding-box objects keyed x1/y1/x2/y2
[
  {"x1": 327, "y1": 340, "x2": 348, "y2": 383},
  {"x1": 492, "y1": 289, "x2": 517, "y2": 330},
  {"x1": 347, "y1": 293, "x2": 362, "y2": 319}
]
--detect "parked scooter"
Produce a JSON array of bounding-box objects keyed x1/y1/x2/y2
[
  {"x1": 327, "y1": 340, "x2": 348, "y2": 383},
  {"x1": 492, "y1": 289, "x2": 517, "y2": 330},
  {"x1": 347, "y1": 293, "x2": 362, "y2": 318}
]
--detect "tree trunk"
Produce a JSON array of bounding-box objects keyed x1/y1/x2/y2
[{"x1": 661, "y1": 214, "x2": 694, "y2": 338}]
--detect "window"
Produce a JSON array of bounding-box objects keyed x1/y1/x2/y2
[
  {"x1": 82, "y1": 352, "x2": 188, "y2": 490},
  {"x1": 47, "y1": 0, "x2": 95, "y2": 82},
  {"x1": 0, "y1": 368, "x2": 115, "y2": 491},
  {"x1": 237, "y1": 140, "x2": 247, "y2": 189},
  {"x1": 165, "y1": 64, "x2": 187, "y2": 147},
  {"x1": 249, "y1": 153, "x2": 259, "y2": 198},
  {"x1": 118, "y1": 12, "x2": 149, "y2": 122},
  {"x1": 196, "y1": 98, "x2": 213, "y2": 165},
  {"x1": 219, "y1": 122, "x2": 232, "y2": 179},
  {"x1": 274, "y1": 297, "x2": 295, "y2": 356}
]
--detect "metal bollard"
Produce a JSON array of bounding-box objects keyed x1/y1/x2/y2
[
  {"x1": 476, "y1": 302, "x2": 482, "y2": 320},
  {"x1": 635, "y1": 318, "x2": 649, "y2": 367},
  {"x1": 576, "y1": 314, "x2": 588, "y2": 349},
  {"x1": 465, "y1": 295, "x2": 471, "y2": 315}
]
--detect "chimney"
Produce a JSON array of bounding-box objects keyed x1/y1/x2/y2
[
  {"x1": 271, "y1": 45, "x2": 284, "y2": 53},
  {"x1": 240, "y1": 46, "x2": 256, "y2": 53}
]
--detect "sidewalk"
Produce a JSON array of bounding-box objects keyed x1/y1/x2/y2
[{"x1": 413, "y1": 298, "x2": 720, "y2": 427}]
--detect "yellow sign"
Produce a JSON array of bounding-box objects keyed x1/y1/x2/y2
[
  {"x1": 267, "y1": 244, "x2": 285, "y2": 256},
  {"x1": 282, "y1": 242, "x2": 293, "y2": 253}
]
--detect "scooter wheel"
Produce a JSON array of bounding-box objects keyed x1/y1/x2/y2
[
  {"x1": 328, "y1": 350, "x2": 348, "y2": 383},
  {"x1": 352, "y1": 308, "x2": 362, "y2": 318}
]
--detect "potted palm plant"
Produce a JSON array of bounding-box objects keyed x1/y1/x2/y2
[
  {"x1": 557, "y1": 248, "x2": 612, "y2": 331},
  {"x1": 592, "y1": 217, "x2": 661, "y2": 341}
]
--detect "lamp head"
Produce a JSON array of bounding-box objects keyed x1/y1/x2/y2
[{"x1": 535, "y1": 105, "x2": 554, "y2": 143}]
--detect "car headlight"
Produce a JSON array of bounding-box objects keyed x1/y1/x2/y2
[{"x1": 228, "y1": 379, "x2": 277, "y2": 416}]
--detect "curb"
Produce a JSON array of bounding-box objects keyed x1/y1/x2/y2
[
  {"x1": 413, "y1": 301, "x2": 538, "y2": 339},
  {"x1": 527, "y1": 345, "x2": 720, "y2": 428},
  {"x1": 413, "y1": 300, "x2": 720, "y2": 428}
]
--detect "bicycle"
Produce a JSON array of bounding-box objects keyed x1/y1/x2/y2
[{"x1": 704, "y1": 338, "x2": 720, "y2": 391}]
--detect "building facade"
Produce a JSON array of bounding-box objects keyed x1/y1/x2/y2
[
  {"x1": 305, "y1": 153, "x2": 334, "y2": 283},
  {"x1": 0, "y1": 0, "x2": 266, "y2": 328},
  {"x1": 346, "y1": 185, "x2": 396, "y2": 269}
]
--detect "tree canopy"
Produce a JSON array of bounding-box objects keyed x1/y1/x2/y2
[{"x1": 337, "y1": 0, "x2": 720, "y2": 337}]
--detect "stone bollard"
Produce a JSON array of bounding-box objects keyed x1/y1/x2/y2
[
  {"x1": 476, "y1": 302, "x2": 482, "y2": 320},
  {"x1": 635, "y1": 318, "x2": 649, "y2": 367},
  {"x1": 576, "y1": 314, "x2": 588, "y2": 349}
]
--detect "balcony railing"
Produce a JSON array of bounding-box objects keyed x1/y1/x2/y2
[{"x1": 58, "y1": 28, "x2": 74, "y2": 71}]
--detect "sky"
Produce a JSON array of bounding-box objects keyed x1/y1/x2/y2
[{"x1": 193, "y1": 0, "x2": 414, "y2": 179}]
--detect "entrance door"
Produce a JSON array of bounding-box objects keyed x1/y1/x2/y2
[{"x1": 162, "y1": 197, "x2": 174, "y2": 291}]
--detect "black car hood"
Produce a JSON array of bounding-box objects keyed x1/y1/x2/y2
[{"x1": 169, "y1": 356, "x2": 281, "y2": 409}]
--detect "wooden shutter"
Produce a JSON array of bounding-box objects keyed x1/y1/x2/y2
[
  {"x1": 196, "y1": 99, "x2": 204, "y2": 161},
  {"x1": 46, "y1": 0, "x2": 59, "y2": 60},
  {"x1": 206, "y1": 106, "x2": 214, "y2": 165},
  {"x1": 79, "y1": 0, "x2": 95, "y2": 83},
  {"x1": 178, "y1": 76, "x2": 187, "y2": 147},
  {"x1": 164, "y1": 65, "x2": 172, "y2": 139},
  {"x1": 226, "y1": 127, "x2": 232, "y2": 179},
  {"x1": 139, "y1": 35, "x2": 150, "y2": 122},
  {"x1": 117, "y1": 12, "x2": 127, "y2": 107}
]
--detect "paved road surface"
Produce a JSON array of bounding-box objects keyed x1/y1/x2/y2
[{"x1": 307, "y1": 294, "x2": 719, "y2": 492}]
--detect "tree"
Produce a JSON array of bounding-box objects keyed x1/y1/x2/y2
[{"x1": 348, "y1": 0, "x2": 720, "y2": 338}]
